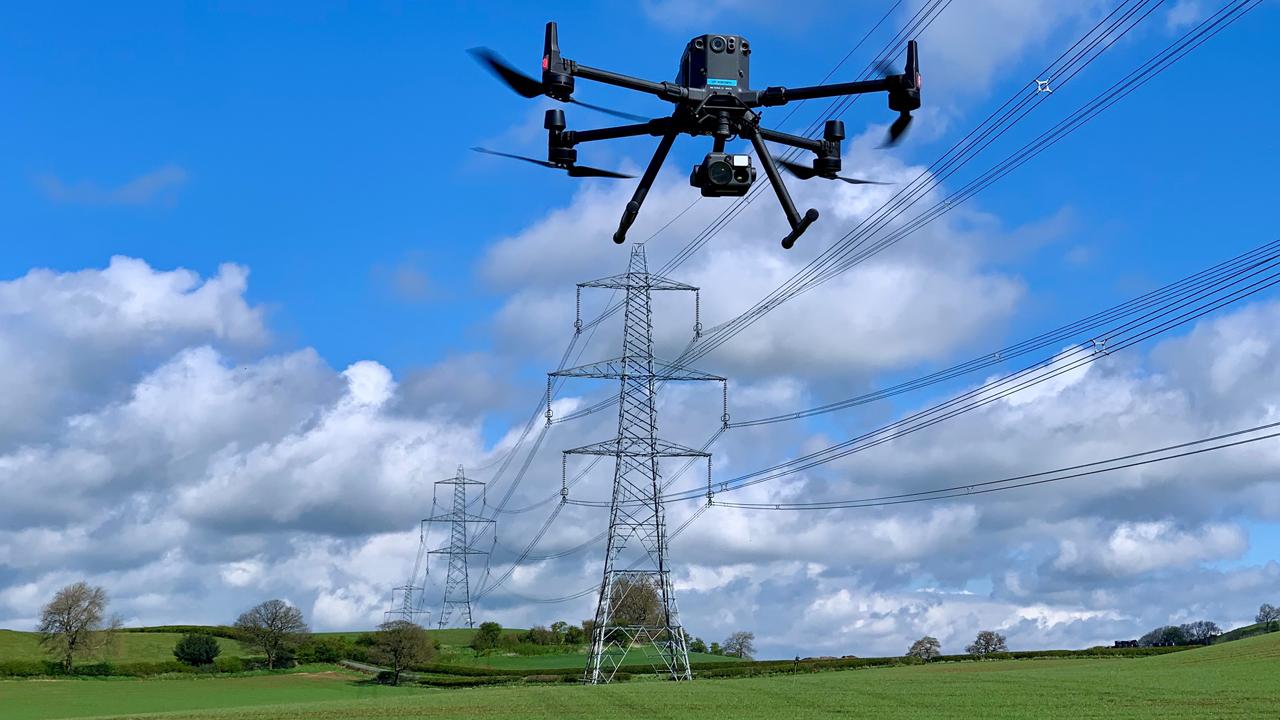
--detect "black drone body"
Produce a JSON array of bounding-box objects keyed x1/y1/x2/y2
[{"x1": 471, "y1": 23, "x2": 921, "y2": 249}]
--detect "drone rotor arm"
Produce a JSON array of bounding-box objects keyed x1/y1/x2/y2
[
  {"x1": 758, "y1": 77, "x2": 892, "y2": 107},
  {"x1": 564, "y1": 117, "x2": 672, "y2": 147},
  {"x1": 571, "y1": 63, "x2": 687, "y2": 103},
  {"x1": 756, "y1": 126, "x2": 823, "y2": 153}
]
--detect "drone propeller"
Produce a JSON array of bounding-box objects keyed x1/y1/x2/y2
[
  {"x1": 471, "y1": 146, "x2": 634, "y2": 179},
  {"x1": 884, "y1": 111, "x2": 913, "y2": 147},
  {"x1": 467, "y1": 48, "x2": 648, "y2": 122},
  {"x1": 775, "y1": 156, "x2": 888, "y2": 185},
  {"x1": 875, "y1": 44, "x2": 919, "y2": 147}
]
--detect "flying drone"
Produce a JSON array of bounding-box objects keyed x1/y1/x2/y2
[{"x1": 470, "y1": 22, "x2": 921, "y2": 249}]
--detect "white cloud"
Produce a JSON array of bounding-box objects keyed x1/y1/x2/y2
[{"x1": 37, "y1": 165, "x2": 188, "y2": 207}]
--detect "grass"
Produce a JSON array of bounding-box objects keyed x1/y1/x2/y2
[
  {"x1": 2, "y1": 628, "x2": 1277, "y2": 719},
  {"x1": 0, "y1": 630, "x2": 244, "y2": 665},
  {"x1": 445, "y1": 650, "x2": 738, "y2": 670},
  {"x1": 1213, "y1": 620, "x2": 1278, "y2": 644}
]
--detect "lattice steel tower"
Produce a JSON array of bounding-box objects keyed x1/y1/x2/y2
[
  {"x1": 549, "y1": 244, "x2": 726, "y2": 684},
  {"x1": 427, "y1": 465, "x2": 494, "y2": 629}
]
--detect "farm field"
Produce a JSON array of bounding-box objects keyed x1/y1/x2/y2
[
  {"x1": 0, "y1": 630, "x2": 244, "y2": 665},
  {"x1": 441, "y1": 649, "x2": 737, "y2": 670},
  {"x1": 3, "y1": 629, "x2": 1277, "y2": 720}
]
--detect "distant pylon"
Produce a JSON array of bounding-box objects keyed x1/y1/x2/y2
[
  {"x1": 383, "y1": 517, "x2": 429, "y2": 625},
  {"x1": 549, "y1": 244, "x2": 726, "y2": 684},
  {"x1": 427, "y1": 465, "x2": 494, "y2": 629}
]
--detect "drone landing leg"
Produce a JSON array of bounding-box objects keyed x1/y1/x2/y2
[
  {"x1": 742, "y1": 124, "x2": 818, "y2": 249},
  {"x1": 613, "y1": 129, "x2": 678, "y2": 244}
]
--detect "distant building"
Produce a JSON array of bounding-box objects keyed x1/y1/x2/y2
[{"x1": 1113, "y1": 640, "x2": 1139, "y2": 648}]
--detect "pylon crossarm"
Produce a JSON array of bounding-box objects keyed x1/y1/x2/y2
[
  {"x1": 551, "y1": 357, "x2": 723, "y2": 382},
  {"x1": 565, "y1": 437, "x2": 711, "y2": 457},
  {"x1": 578, "y1": 274, "x2": 697, "y2": 292}
]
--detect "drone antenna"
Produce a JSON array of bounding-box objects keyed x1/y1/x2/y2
[
  {"x1": 905, "y1": 39, "x2": 920, "y2": 87},
  {"x1": 544, "y1": 21, "x2": 560, "y2": 59},
  {"x1": 542, "y1": 22, "x2": 573, "y2": 101}
]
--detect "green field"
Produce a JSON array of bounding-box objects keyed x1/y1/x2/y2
[
  {"x1": 2, "y1": 629, "x2": 1277, "y2": 719},
  {"x1": 438, "y1": 649, "x2": 736, "y2": 670},
  {"x1": 0, "y1": 630, "x2": 244, "y2": 665}
]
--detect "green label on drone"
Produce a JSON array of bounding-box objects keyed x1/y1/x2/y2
[{"x1": 707, "y1": 78, "x2": 737, "y2": 87}]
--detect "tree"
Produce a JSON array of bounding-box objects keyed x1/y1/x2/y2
[
  {"x1": 1179, "y1": 620, "x2": 1221, "y2": 644},
  {"x1": 173, "y1": 633, "x2": 222, "y2": 666},
  {"x1": 234, "y1": 599, "x2": 309, "y2": 669},
  {"x1": 689, "y1": 637, "x2": 708, "y2": 654},
  {"x1": 907, "y1": 636, "x2": 942, "y2": 662},
  {"x1": 966, "y1": 630, "x2": 1008, "y2": 657},
  {"x1": 371, "y1": 620, "x2": 434, "y2": 685},
  {"x1": 1139, "y1": 625, "x2": 1188, "y2": 647},
  {"x1": 709, "y1": 642, "x2": 722, "y2": 655},
  {"x1": 38, "y1": 582, "x2": 121, "y2": 672},
  {"x1": 607, "y1": 575, "x2": 662, "y2": 627},
  {"x1": 722, "y1": 631, "x2": 755, "y2": 659},
  {"x1": 564, "y1": 624, "x2": 585, "y2": 645},
  {"x1": 1257, "y1": 603, "x2": 1280, "y2": 630},
  {"x1": 550, "y1": 621, "x2": 569, "y2": 643},
  {"x1": 471, "y1": 621, "x2": 503, "y2": 651},
  {"x1": 522, "y1": 625, "x2": 557, "y2": 645}
]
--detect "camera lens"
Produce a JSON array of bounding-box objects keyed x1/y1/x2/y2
[
  {"x1": 694, "y1": 38, "x2": 705, "y2": 50},
  {"x1": 710, "y1": 36, "x2": 726, "y2": 53},
  {"x1": 708, "y1": 160, "x2": 733, "y2": 185}
]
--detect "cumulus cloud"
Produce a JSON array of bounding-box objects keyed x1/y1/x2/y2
[{"x1": 4, "y1": 0, "x2": 1279, "y2": 659}]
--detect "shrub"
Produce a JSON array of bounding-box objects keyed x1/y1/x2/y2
[
  {"x1": 522, "y1": 674, "x2": 578, "y2": 683},
  {"x1": 296, "y1": 636, "x2": 354, "y2": 664},
  {"x1": 174, "y1": 633, "x2": 223, "y2": 666},
  {"x1": 214, "y1": 656, "x2": 246, "y2": 673},
  {"x1": 0, "y1": 659, "x2": 57, "y2": 677},
  {"x1": 417, "y1": 674, "x2": 514, "y2": 688},
  {"x1": 123, "y1": 625, "x2": 241, "y2": 640}
]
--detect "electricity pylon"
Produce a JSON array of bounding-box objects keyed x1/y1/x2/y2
[
  {"x1": 549, "y1": 244, "x2": 726, "y2": 684},
  {"x1": 427, "y1": 465, "x2": 494, "y2": 629},
  {"x1": 383, "y1": 520, "x2": 429, "y2": 625}
]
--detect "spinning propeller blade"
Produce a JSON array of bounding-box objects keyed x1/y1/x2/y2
[
  {"x1": 874, "y1": 59, "x2": 901, "y2": 79},
  {"x1": 468, "y1": 48, "x2": 543, "y2": 98},
  {"x1": 471, "y1": 146, "x2": 556, "y2": 168},
  {"x1": 566, "y1": 100, "x2": 648, "y2": 123},
  {"x1": 775, "y1": 156, "x2": 888, "y2": 185},
  {"x1": 883, "y1": 112, "x2": 913, "y2": 147},
  {"x1": 470, "y1": 147, "x2": 633, "y2": 179},
  {"x1": 467, "y1": 48, "x2": 648, "y2": 122}
]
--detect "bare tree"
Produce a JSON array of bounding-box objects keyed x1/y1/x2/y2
[
  {"x1": 38, "y1": 582, "x2": 121, "y2": 672},
  {"x1": 722, "y1": 631, "x2": 755, "y2": 659},
  {"x1": 234, "y1": 599, "x2": 309, "y2": 669},
  {"x1": 1179, "y1": 620, "x2": 1221, "y2": 644},
  {"x1": 1257, "y1": 603, "x2": 1280, "y2": 629},
  {"x1": 966, "y1": 630, "x2": 1008, "y2": 657},
  {"x1": 371, "y1": 620, "x2": 434, "y2": 685},
  {"x1": 907, "y1": 635, "x2": 942, "y2": 662}
]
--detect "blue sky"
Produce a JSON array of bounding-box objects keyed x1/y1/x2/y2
[
  {"x1": 3, "y1": 1, "x2": 1280, "y2": 657},
  {"x1": 7, "y1": 1, "x2": 1275, "y2": 378}
]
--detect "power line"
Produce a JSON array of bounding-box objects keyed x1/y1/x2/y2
[
  {"x1": 563, "y1": 237, "x2": 1280, "y2": 507},
  {"x1": 731, "y1": 237, "x2": 1280, "y2": 427},
  {"x1": 715, "y1": 420, "x2": 1280, "y2": 510}
]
